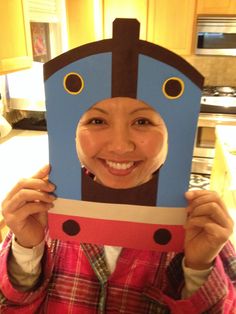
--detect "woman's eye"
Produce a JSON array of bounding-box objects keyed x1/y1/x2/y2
[
  {"x1": 134, "y1": 119, "x2": 151, "y2": 125},
  {"x1": 89, "y1": 118, "x2": 105, "y2": 125}
]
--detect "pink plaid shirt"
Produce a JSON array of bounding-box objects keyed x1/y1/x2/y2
[{"x1": 0, "y1": 233, "x2": 236, "y2": 313}]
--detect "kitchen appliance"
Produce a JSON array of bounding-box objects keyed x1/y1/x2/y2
[
  {"x1": 192, "y1": 86, "x2": 236, "y2": 174},
  {"x1": 196, "y1": 17, "x2": 236, "y2": 56},
  {"x1": 5, "y1": 62, "x2": 47, "y2": 131},
  {"x1": 6, "y1": 62, "x2": 45, "y2": 112},
  {"x1": 3, "y1": 0, "x2": 68, "y2": 131}
]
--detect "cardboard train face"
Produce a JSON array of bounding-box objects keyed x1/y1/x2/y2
[{"x1": 44, "y1": 18, "x2": 204, "y2": 252}]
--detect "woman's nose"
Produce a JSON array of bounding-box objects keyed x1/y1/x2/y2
[{"x1": 107, "y1": 126, "x2": 135, "y2": 154}]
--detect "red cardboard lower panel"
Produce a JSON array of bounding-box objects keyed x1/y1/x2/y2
[{"x1": 48, "y1": 212, "x2": 185, "y2": 252}]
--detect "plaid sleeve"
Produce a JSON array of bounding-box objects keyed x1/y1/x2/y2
[
  {"x1": 145, "y1": 242, "x2": 236, "y2": 314},
  {"x1": 0, "y1": 233, "x2": 55, "y2": 311}
]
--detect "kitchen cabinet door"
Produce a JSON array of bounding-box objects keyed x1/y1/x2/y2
[
  {"x1": 103, "y1": 0, "x2": 148, "y2": 40},
  {"x1": 149, "y1": 0, "x2": 197, "y2": 55},
  {"x1": 210, "y1": 136, "x2": 236, "y2": 210},
  {"x1": 66, "y1": 0, "x2": 103, "y2": 48},
  {"x1": 0, "y1": 220, "x2": 8, "y2": 243},
  {"x1": 66, "y1": 0, "x2": 148, "y2": 48},
  {"x1": 210, "y1": 138, "x2": 228, "y2": 196},
  {"x1": 197, "y1": 0, "x2": 236, "y2": 15},
  {"x1": 66, "y1": 0, "x2": 197, "y2": 56},
  {"x1": 0, "y1": 0, "x2": 32, "y2": 74}
]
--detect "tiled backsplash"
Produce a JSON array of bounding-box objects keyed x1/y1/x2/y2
[
  {"x1": 184, "y1": 55, "x2": 236, "y2": 86},
  {"x1": 1, "y1": 56, "x2": 235, "y2": 115}
]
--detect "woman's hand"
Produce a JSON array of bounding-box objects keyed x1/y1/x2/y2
[
  {"x1": 1, "y1": 165, "x2": 56, "y2": 248},
  {"x1": 184, "y1": 190, "x2": 234, "y2": 270}
]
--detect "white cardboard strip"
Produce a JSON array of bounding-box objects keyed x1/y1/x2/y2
[{"x1": 50, "y1": 198, "x2": 187, "y2": 225}]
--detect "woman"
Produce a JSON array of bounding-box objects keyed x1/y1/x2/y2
[{"x1": 0, "y1": 97, "x2": 235, "y2": 313}]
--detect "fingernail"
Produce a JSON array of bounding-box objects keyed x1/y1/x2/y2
[
  {"x1": 185, "y1": 207, "x2": 192, "y2": 216},
  {"x1": 49, "y1": 194, "x2": 57, "y2": 200},
  {"x1": 185, "y1": 191, "x2": 193, "y2": 198},
  {"x1": 42, "y1": 164, "x2": 50, "y2": 172},
  {"x1": 48, "y1": 183, "x2": 55, "y2": 190},
  {"x1": 46, "y1": 203, "x2": 54, "y2": 209}
]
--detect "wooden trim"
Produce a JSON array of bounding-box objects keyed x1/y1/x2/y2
[
  {"x1": 0, "y1": 219, "x2": 6, "y2": 243},
  {"x1": 0, "y1": 56, "x2": 32, "y2": 74}
]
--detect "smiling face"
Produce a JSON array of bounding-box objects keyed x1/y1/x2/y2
[{"x1": 75, "y1": 97, "x2": 168, "y2": 189}]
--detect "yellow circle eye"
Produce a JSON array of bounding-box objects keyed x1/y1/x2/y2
[
  {"x1": 162, "y1": 77, "x2": 184, "y2": 99},
  {"x1": 63, "y1": 72, "x2": 84, "y2": 95}
]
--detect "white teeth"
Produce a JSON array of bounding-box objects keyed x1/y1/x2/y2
[{"x1": 105, "y1": 160, "x2": 134, "y2": 170}]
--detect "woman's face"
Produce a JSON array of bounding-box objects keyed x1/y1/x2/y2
[{"x1": 76, "y1": 97, "x2": 168, "y2": 189}]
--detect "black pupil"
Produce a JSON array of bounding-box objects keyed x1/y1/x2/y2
[
  {"x1": 165, "y1": 79, "x2": 182, "y2": 97},
  {"x1": 65, "y1": 74, "x2": 82, "y2": 93}
]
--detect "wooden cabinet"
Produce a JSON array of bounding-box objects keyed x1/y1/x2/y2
[
  {"x1": 66, "y1": 0, "x2": 197, "y2": 55},
  {"x1": 197, "y1": 0, "x2": 236, "y2": 15},
  {"x1": 0, "y1": 0, "x2": 32, "y2": 74},
  {"x1": 0, "y1": 219, "x2": 7, "y2": 243},
  {"x1": 210, "y1": 129, "x2": 236, "y2": 246},
  {"x1": 66, "y1": 0, "x2": 103, "y2": 49},
  {"x1": 149, "y1": 0, "x2": 197, "y2": 55},
  {"x1": 66, "y1": 0, "x2": 147, "y2": 48},
  {"x1": 210, "y1": 126, "x2": 236, "y2": 210},
  {"x1": 103, "y1": 0, "x2": 197, "y2": 55},
  {"x1": 210, "y1": 137, "x2": 229, "y2": 195},
  {"x1": 103, "y1": 0, "x2": 148, "y2": 40}
]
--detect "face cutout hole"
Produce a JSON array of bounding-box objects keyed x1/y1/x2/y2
[
  {"x1": 75, "y1": 97, "x2": 169, "y2": 190},
  {"x1": 62, "y1": 219, "x2": 80, "y2": 236},
  {"x1": 64, "y1": 72, "x2": 84, "y2": 95},
  {"x1": 153, "y1": 228, "x2": 172, "y2": 245},
  {"x1": 162, "y1": 77, "x2": 184, "y2": 99}
]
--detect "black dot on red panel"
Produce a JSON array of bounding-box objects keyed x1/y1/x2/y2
[
  {"x1": 62, "y1": 219, "x2": 80, "y2": 236},
  {"x1": 153, "y1": 228, "x2": 172, "y2": 245}
]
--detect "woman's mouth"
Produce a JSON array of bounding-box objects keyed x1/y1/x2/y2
[
  {"x1": 105, "y1": 160, "x2": 134, "y2": 170},
  {"x1": 99, "y1": 159, "x2": 138, "y2": 176}
]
